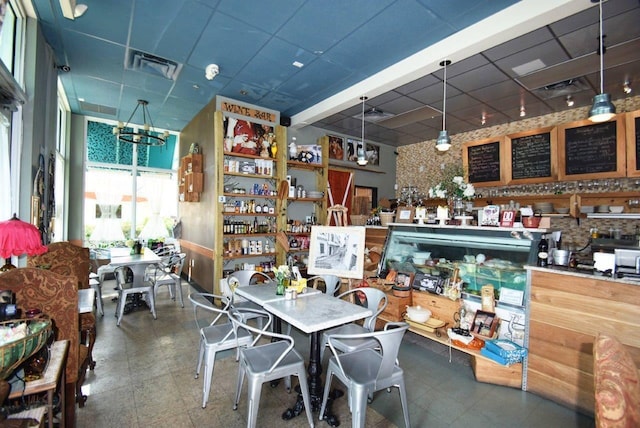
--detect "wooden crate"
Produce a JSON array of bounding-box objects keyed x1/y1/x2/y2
[
  {"x1": 471, "y1": 355, "x2": 522, "y2": 389},
  {"x1": 381, "y1": 292, "x2": 412, "y2": 322},
  {"x1": 411, "y1": 290, "x2": 460, "y2": 327}
]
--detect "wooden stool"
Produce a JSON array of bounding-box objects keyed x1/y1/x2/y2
[{"x1": 326, "y1": 205, "x2": 349, "y2": 226}]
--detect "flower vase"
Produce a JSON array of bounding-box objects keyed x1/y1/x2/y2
[
  {"x1": 276, "y1": 278, "x2": 289, "y2": 295},
  {"x1": 449, "y1": 196, "x2": 465, "y2": 218}
]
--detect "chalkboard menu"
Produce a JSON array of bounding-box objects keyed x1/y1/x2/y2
[
  {"x1": 564, "y1": 121, "x2": 617, "y2": 175},
  {"x1": 467, "y1": 141, "x2": 501, "y2": 183},
  {"x1": 511, "y1": 132, "x2": 552, "y2": 180},
  {"x1": 635, "y1": 116, "x2": 640, "y2": 171}
]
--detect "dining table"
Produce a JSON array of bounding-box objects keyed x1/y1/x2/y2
[
  {"x1": 107, "y1": 250, "x2": 161, "y2": 313},
  {"x1": 257, "y1": 292, "x2": 372, "y2": 426}
]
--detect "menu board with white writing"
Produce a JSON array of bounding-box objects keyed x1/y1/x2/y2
[
  {"x1": 511, "y1": 132, "x2": 552, "y2": 180},
  {"x1": 464, "y1": 140, "x2": 503, "y2": 185}
]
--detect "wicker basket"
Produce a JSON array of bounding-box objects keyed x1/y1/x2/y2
[
  {"x1": 0, "y1": 317, "x2": 52, "y2": 379},
  {"x1": 379, "y1": 212, "x2": 395, "y2": 226}
]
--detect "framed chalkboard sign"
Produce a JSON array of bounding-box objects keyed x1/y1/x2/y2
[
  {"x1": 506, "y1": 127, "x2": 557, "y2": 184},
  {"x1": 625, "y1": 109, "x2": 640, "y2": 177},
  {"x1": 558, "y1": 117, "x2": 626, "y2": 180},
  {"x1": 462, "y1": 137, "x2": 505, "y2": 186}
]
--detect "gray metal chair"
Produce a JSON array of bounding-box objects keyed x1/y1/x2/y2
[
  {"x1": 320, "y1": 287, "x2": 388, "y2": 361},
  {"x1": 113, "y1": 264, "x2": 157, "y2": 326},
  {"x1": 189, "y1": 292, "x2": 257, "y2": 408},
  {"x1": 229, "y1": 307, "x2": 314, "y2": 428},
  {"x1": 307, "y1": 274, "x2": 341, "y2": 297},
  {"x1": 152, "y1": 252, "x2": 186, "y2": 307},
  {"x1": 225, "y1": 270, "x2": 273, "y2": 328},
  {"x1": 319, "y1": 322, "x2": 410, "y2": 428}
]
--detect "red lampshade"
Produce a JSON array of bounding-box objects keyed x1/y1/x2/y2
[{"x1": 0, "y1": 214, "x2": 48, "y2": 265}]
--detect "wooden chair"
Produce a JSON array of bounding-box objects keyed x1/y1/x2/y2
[
  {"x1": 327, "y1": 204, "x2": 349, "y2": 226},
  {"x1": 0, "y1": 267, "x2": 82, "y2": 426}
]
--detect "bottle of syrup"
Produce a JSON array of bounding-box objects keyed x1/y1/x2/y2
[{"x1": 537, "y1": 234, "x2": 549, "y2": 267}]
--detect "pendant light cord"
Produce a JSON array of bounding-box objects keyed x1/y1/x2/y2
[
  {"x1": 442, "y1": 62, "x2": 447, "y2": 130},
  {"x1": 361, "y1": 97, "x2": 365, "y2": 144},
  {"x1": 598, "y1": 0, "x2": 604, "y2": 94}
]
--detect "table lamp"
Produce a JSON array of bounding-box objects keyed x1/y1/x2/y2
[{"x1": 0, "y1": 214, "x2": 48, "y2": 272}]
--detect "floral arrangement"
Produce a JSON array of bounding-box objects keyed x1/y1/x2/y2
[
  {"x1": 428, "y1": 163, "x2": 475, "y2": 200},
  {"x1": 274, "y1": 265, "x2": 291, "y2": 283}
]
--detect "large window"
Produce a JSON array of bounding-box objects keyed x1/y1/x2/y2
[{"x1": 84, "y1": 120, "x2": 178, "y2": 246}]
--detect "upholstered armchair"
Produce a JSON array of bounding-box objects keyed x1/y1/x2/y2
[
  {"x1": 0, "y1": 267, "x2": 81, "y2": 426},
  {"x1": 27, "y1": 242, "x2": 97, "y2": 374}
]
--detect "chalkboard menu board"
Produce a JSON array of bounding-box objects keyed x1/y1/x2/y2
[
  {"x1": 635, "y1": 116, "x2": 640, "y2": 171},
  {"x1": 564, "y1": 121, "x2": 617, "y2": 175},
  {"x1": 511, "y1": 132, "x2": 552, "y2": 180},
  {"x1": 467, "y1": 141, "x2": 501, "y2": 183}
]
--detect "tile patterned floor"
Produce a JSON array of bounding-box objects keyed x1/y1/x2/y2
[{"x1": 77, "y1": 279, "x2": 595, "y2": 428}]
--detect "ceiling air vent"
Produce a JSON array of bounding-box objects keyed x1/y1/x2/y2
[
  {"x1": 531, "y1": 78, "x2": 588, "y2": 100},
  {"x1": 79, "y1": 100, "x2": 117, "y2": 116},
  {"x1": 126, "y1": 50, "x2": 182, "y2": 81},
  {"x1": 353, "y1": 107, "x2": 394, "y2": 123}
]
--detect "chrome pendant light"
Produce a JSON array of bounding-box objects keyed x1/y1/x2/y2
[
  {"x1": 588, "y1": 0, "x2": 616, "y2": 122},
  {"x1": 357, "y1": 96, "x2": 369, "y2": 166},
  {"x1": 436, "y1": 60, "x2": 452, "y2": 152},
  {"x1": 113, "y1": 100, "x2": 169, "y2": 146}
]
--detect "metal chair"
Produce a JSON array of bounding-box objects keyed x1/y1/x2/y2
[
  {"x1": 320, "y1": 287, "x2": 388, "y2": 361},
  {"x1": 189, "y1": 292, "x2": 257, "y2": 408},
  {"x1": 152, "y1": 252, "x2": 186, "y2": 307},
  {"x1": 224, "y1": 270, "x2": 273, "y2": 328},
  {"x1": 229, "y1": 307, "x2": 315, "y2": 428},
  {"x1": 113, "y1": 265, "x2": 157, "y2": 326},
  {"x1": 319, "y1": 322, "x2": 410, "y2": 428},
  {"x1": 307, "y1": 274, "x2": 341, "y2": 297}
]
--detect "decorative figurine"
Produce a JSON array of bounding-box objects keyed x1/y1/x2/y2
[{"x1": 289, "y1": 137, "x2": 298, "y2": 160}]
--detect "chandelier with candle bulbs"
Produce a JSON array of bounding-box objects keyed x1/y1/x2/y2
[{"x1": 113, "y1": 100, "x2": 169, "y2": 146}]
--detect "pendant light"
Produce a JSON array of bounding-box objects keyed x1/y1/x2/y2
[
  {"x1": 588, "y1": 0, "x2": 616, "y2": 122},
  {"x1": 436, "y1": 60, "x2": 452, "y2": 152},
  {"x1": 357, "y1": 96, "x2": 368, "y2": 166}
]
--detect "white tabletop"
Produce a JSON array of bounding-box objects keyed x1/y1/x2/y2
[
  {"x1": 235, "y1": 284, "x2": 320, "y2": 306},
  {"x1": 108, "y1": 250, "x2": 160, "y2": 266},
  {"x1": 264, "y1": 293, "x2": 372, "y2": 334},
  {"x1": 78, "y1": 288, "x2": 95, "y2": 314}
]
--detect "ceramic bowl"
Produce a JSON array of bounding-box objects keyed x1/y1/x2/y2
[
  {"x1": 405, "y1": 305, "x2": 431, "y2": 323},
  {"x1": 609, "y1": 206, "x2": 624, "y2": 213}
]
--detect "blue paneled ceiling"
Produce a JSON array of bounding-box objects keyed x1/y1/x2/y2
[{"x1": 29, "y1": 0, "x2": 640, "y2": 146}]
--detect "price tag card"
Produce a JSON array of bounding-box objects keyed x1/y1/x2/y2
[
  {"x1": 499, "y1": 287, "x2": 524, "y2": 306},
  {"x1": 481, "y1": 205, "x2": 500, "y2": 227},
  {"x1": 500, "y1": 210, "x2": 517, "y2": 227}
]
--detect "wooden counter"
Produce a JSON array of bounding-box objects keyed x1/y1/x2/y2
[{"x1": 526, "y1": 267, "x2": 640, "y2": 415}]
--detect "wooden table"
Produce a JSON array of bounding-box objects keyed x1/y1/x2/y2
[{"x1": 9, "y1": 340, "x2": 69, "y2": 428}]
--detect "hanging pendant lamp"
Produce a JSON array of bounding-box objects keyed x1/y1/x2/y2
[
  {"x1": 357, "y1": 96, "x2": 369, "y2": 166},
  {"x1": 436, "y1": 60, "x2": 452, "y2": 152},
  {"x1": 588, "y1": 0, "x2": 616, "y2": 122},
  {"x1": 113, "y1": 100, "x2": 170, "y2": 146}
]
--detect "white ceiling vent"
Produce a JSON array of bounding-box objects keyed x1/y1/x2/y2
[
  {"x1": 531, "y1": 78, "x2": 588, "y2": 99},
  {"x1": 126, "y1": 50, "x2": 182, "y2": 81}
]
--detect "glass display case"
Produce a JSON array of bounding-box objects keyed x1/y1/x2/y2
[{"x1": 377, "y1": 224, "x2": 545, "y2": 299}]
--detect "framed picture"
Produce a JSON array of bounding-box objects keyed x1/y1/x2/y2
[
  {"x1": 328, "y1": 135, "x2": 345, "y2": 160},
  {"x1": 308, "y1": 226, "x2": 366, "y2": 279},
  {"x1": 396, "y1": 206, "x2": 415, "y2": 223},
  {"x1": 395, "y1": 271, "x2": 414, "y2": 288},
  {"x1": 471, "y1": 310, "x2": 499, "y2": 338},
  {"x1": 31, "y1": 195, "x2": 40, "y2": 226},
  {"x1": 412, "y1": 272, "x2": 444, "y2": 294},
  {"x1": 346, "y1": 138, "x2": 360, "y2": 162},
  {"x1": 365, "y1": 143, "x2": 380, "y2": 165}
]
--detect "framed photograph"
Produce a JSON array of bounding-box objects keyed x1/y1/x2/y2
[
  {"x1": 395, "y1": 271, "x2": 414, "y2": 288},
  {"x1": 31, "y1": 195, "x2": 40, "y2": 226},
  {"x1": 308, "y1": 226, "x2": 366, "y2": 279},
  {"x1": 365, "y1": 143, "x2": 380, "y2": 165},
  {"x1": 328, "y1": 135, "x2": 345, "y2": 160},
  {"x1": 396, "y1": 206, "x2": 415, "y2": 223},
  {"x1": 471, "y1": 310, "x2": 499, "y2": 338},
  {"x1": 412, "y1": 272, "x2": 444, "y2": 294},
  {"x1": 346, "y1": 138, "x2": 360, "y2": 162}
]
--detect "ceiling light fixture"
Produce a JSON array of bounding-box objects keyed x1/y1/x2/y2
[
  {"x1": 436, "y1": 60, "x2": 451, "y2": 152},
  {"x1": 357, "y1": 96, "x2": 369, "y2": 166},
  {"x1": 113, "y1": 100, "x2": 169, "y2": 146},
  {"x1": 588, "y1": 0, "x2": 616, "y2": 122},
  {"x1": 520, "y1": 105, "x2": 526, "y2": 117},
  {"x1": 481, "y1": 113, "x2": 486, "y2": 126},
  {"x1": 566, "y1": 95, "x2": 574, "y2": 107},
  {"x1": 59, "y1": 0, "x2": 88, "y2": 20},
  {"x1": 623, "y1": 80, "x2": 632, "y2": 94}
]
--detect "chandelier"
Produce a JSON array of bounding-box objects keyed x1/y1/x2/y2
[{"x1": 113, "y1": 100, "x2": 169, "y2": 146}]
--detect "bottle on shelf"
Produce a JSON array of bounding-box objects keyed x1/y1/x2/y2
[{"x1": 537, "y1": 234, "x2": 549, "y2": 267}]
